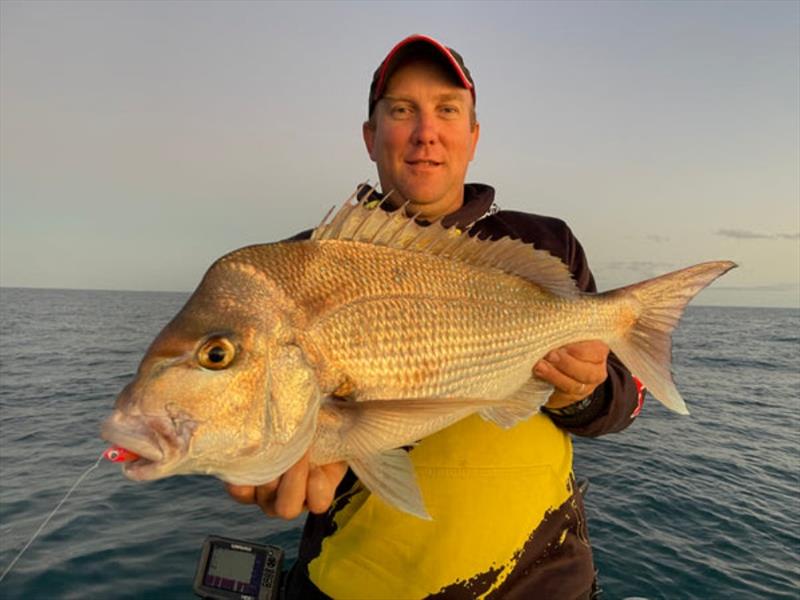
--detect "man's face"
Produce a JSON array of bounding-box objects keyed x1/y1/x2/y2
[{"x1": 363, "y1": 59, "x2": 480, "y2": 220}]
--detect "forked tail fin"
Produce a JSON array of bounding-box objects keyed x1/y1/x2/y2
[{"x1": 606, "y1": 261, "x2": 736, "y2": 414}]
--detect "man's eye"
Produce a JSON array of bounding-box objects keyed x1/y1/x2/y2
[
  {"x1": 440, "y1": 105, "x2": 459, "y2": 116},
  {"x1": 391, "y1": 105, "x2": 411, "y2": 117}
]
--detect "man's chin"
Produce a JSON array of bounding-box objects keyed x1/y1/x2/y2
[{"x1": 402, "y1": 191, "x2": 462, "y2": 220}]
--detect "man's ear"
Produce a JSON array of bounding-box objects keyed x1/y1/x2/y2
[
  {"x1": 468, "y1": 121, "x2": 480, "y2": 161},
  {"x1": 362, "y1": 120, "x2": 377, "y2": 162}
]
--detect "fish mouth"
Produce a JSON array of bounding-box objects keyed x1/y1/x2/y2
[{"x1": 101, "y1": 410, "x2": 197, "y2": 481}]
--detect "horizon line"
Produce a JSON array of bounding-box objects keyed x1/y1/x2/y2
[{"x1": 1, "y1": 284, "x2": 797, "y2": 311}]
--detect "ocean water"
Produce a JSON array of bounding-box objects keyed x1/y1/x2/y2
[{"x1": 0, "y1": 287, "x2": 797, "y2": 599}]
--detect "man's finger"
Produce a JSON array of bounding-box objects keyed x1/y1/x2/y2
[
  {"x1": 560, "y1": 340, "x2": 609, "y2": 363},
  {"x1": 254, "y1": 479, "x2": 282, "y2": 516},
  {"x1": 535, "y1": 359, "x2": 592, "y2": 397},
  {"x1": 306, "y1": 466, "x2": 336, "y2": 514},
  {"x1": 307, "y1": 461, "x2": 349, "y2": 514},
  {"x1": 273, "y1": 454, "x2": 310, "y2": 520},
  {"x1": 320, "y1": 461, "x2": 349, "y2": 483},
  {"x1": 226, "y1": 483, "x2": 257, "y2": 505},
  {"x1": 537, "y1": 352, "x2": 607, "y2": 388}
]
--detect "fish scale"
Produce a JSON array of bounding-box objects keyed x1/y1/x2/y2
[
  {"x1": 296, "y1": 255, "x2": 580, "y2": 400},
  {"x1": 313, "y1": 303, "x2": 530, "y2": 396}
]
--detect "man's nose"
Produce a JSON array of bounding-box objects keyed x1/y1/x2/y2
[{"x1": 411, "y1": 111, "x2": 438, "y2": 145}]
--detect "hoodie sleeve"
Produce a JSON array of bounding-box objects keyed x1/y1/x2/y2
[
  {"x1": 546, "y1": 219, "x2": 642, "y2": 437},
  {"x1": 485, "y1": 211, "x2": 642, "y2": 438}
]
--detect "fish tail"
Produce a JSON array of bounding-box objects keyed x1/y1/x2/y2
[{"x1": 605, "y1": 260, "x2": 737, "y2": 414}]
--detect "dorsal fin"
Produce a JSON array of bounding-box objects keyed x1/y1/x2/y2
[{"x1": 311, "y1": 189, "x2": 580, "y2": 298}]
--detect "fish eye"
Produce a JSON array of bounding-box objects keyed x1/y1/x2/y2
[{"x1": 197, "y1": 337, "x2": 236, "y2": 370}]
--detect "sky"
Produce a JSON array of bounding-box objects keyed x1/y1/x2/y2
[{"x1": 1, "y1": 0, "x2": 798, "y2": 308}]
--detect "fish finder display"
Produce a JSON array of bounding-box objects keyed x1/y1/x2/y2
[
  {"x1": 194, "y1": 535, "x2": 283, "y2": 600},
  {"x1": 206, "y1": 547, "x2": 258, "y2": 593}
]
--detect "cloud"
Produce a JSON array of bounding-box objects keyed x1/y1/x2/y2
[
  {"x1": 603, "y1": 260, "x2": 676, "y2": 272},
  {"x1": 716, "y1": 229, "x2": 772, "y2": 239},
  {"x1": 598, "y1": 260, "x2": 678, "y2": 281},
  {"x1": 713, "y1": 283, "x2": 799, "y2": 292},
  {"x1": 716, "y1": 229, "x2": 800, "y2": 240},
  {"x1": 645, "y1": 234, "x2": 670, "y2": 243}
]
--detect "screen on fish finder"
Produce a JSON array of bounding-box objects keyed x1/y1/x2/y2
[{"x1": 204, "y1": 546, "x2": 257, "y2": 593}]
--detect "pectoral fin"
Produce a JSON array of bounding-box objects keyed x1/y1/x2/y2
[
  {"x1": 327, "y1": 396, "x2": 497, "y2": 456},
  {"x1": 349, "y1": 450, "x2": 431, "y2": 520}
]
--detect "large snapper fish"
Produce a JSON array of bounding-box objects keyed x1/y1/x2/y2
[{"x1": 101, "y1": 191, "x2": 735, "y2": 518}]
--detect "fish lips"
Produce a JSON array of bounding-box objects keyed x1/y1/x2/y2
[{"x1": 101, "y1": 412, "x2": 196, "y2": 481}]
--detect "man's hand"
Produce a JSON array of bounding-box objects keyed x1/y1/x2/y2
[
  {"x1": 534, "y1": 340, "x2": 609, "y2": 409},
  {"x1": 225, "y1": 451, "x2": 348, "y2": 520}
]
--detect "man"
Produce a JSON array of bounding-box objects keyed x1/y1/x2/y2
[{"x1": 228, "y1": 34, "x2": 642, "y2": 599}]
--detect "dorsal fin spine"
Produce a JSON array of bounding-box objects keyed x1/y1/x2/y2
[
  {"x1": 364, "y1": 199, "x2": 396, "y2": 244},
  {"x1": 326, "y1": 184, "x2": 374, "y2": 240},
  {"x1": 319, "y1": 186, "x2": 364, "y2": 239},
  {"x1": 315, "y1": 205, "x2": 336, "y2": 235},
  {"x1": 414, "y1": 223, "x2": 445, "y2": 252},
  {"x1": 404, "y1": 213, "x2": 444, "y2": 251},
  {"x1": 377, "y1": 208, "x2": 409, "y2": 245},
  {"x1": 386, "y1": 203, "x2": 417, "y2": 246},
  {"x1": 350, "y1": 197, "x2": 384, "y2": 240},
  {"x1": 322, "y1": 203, "x2": 352, "y2": 240},
  {"x1": 438, "y1": 230, "x2": 466, "y2": 257},
  {"x1": 312, "y1": 188, "x2": 581, "y2": 298}
]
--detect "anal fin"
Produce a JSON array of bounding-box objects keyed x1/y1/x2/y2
[
  {"x1": 349, "y1": 450, "x2": 431, "y2": 520},
  {"x1": 479, "y1": 377, "x2": 553, "y2": 429}
]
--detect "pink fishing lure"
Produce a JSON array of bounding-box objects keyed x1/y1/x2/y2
[{"x1": 103, "y1": 447, "x2": 139, "y2": 463}]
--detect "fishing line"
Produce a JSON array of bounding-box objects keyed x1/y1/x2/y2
[{"x1": 0, "y1": 451, "x2": 105, "y2": 584}]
